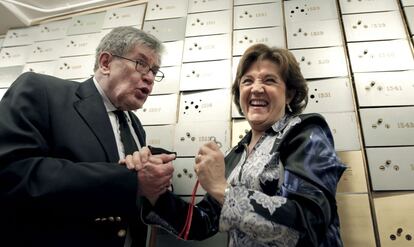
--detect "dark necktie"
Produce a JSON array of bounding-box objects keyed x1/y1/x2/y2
[{"x1": 113, "y1": 110, "x2": 138, "y2": 156}]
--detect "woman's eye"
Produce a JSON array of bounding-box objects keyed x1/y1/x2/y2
[{"x1": 241, "y1": 79, "x2": 253, "y2": 84}]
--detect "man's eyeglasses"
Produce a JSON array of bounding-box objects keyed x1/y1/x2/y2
[{"x1": 111, "y1": 54, "x2": 164, "y2": 82}]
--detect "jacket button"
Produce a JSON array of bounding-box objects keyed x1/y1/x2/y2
[
  {"x1": 117, "y1": 229, "x2": 127, "y2": 237},
  {"x1": 94, "y1": 218, "x2": 101, "y2": 222},
  {"x1": 115, "y1": 216, "x2": 122, "y2": 222},
  {"x1": 108, "y1": 217, "x2": 115, "y2": 222}
]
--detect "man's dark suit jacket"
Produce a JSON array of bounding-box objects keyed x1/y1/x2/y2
[{"x1": 0, "y1": 72, "x2": 148, "y2": 247}]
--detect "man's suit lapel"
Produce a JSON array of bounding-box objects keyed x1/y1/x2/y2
[{"x1": 74, "y1": 78, "x2": 120, "y2": 162}]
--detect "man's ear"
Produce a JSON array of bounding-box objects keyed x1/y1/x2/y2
[{"x1": 98, "y1": 52, "x2": 112, "y2": 75}]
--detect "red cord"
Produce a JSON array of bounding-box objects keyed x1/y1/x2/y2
[{"x1": 178, "y1": 180, "x2": 199, "y2": 240}]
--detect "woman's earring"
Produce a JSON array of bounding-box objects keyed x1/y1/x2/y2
[{"x1": 287, "y1": 104, "x2": 292, "y2": 113}]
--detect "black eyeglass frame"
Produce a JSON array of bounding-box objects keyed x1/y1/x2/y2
[{"x1": 111, "y1": 54, "x2": 164, "y2": 82}]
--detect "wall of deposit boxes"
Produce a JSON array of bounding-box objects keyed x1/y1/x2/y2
[{"x1": 0, "y1": 0, "x2": 414, "y2": 246}]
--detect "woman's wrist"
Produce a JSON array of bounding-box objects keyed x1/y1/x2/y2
[{"x1": 212, "y1": 183, "x2": 230, "y2": 205}]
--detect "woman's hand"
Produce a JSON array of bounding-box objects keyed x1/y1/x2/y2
[{"x1": 194, "y1": 141, "x2": 228, "y2": 205}]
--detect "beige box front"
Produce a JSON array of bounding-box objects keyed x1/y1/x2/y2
[
  {"x1": 145, "y1": 0, "x2": 188, "y2": 20},
  {"x1": 3, "y1": 26, "x2": 36, "y2": 47},
  {"x1": 188, "y1": 0, "x2": 231, "y2": 13},
  {"x1": 182, "y1": 34, "x2": 231, "y2": 62},
  {"x1": 403, "y1": 0, "x2": 414, "y2": 6},
  {"x1": 185, "y1": 10, "x2": 232, "y2": 37},
  {"x1": 347, "y1": 39, "x2": 414, "y2": 73},
  {"x1": 66, "y1": 12, "x2": 106, "y2": 36},
  {"x1": 151, "y1": 66, "x2": 180, "y2": 95},
  {"x1": 172, "y1": 158, "x2": 206, "y2": 196},
  {"x1": 291, "y1": 47, "x2": 348, "y2": 79},
  {"x1": 321, "y1": 112, "x2": 361, "y2": 151},
  {"x1": 233, "y1": 27, "x2": 286, "y2": 56},
  {"x1": 234, "y1": 0, "x2": 277, "y2": 5},
  {"x1": 134, "y1": 94, "x2": 178, "y2": 125},
  {"x1": 178, "y1": 89, "x2": 231, "y2": 122},
  {"x1": 162, "y1": 41, "x2": 184, "y2": 67},
  {"x1": 27, "y1": 40, "x2": 63, "y2": 63},
  {"x1": 374, "y1": 192, "x2": 414, "y2": 247},
  {"x1": 366, "y1": 147, "x2": 414, "y2": 191},
  {"x1": 342, "y1": 11, "x2": 406, "y2": 42},
  {"x1": 337, "y1": 151, "x2": 368, "y2": 193},
  {"x1": 232, "y1": 101, "x2": 244, "y2": 119},
  {"x1": 54, "y1": 55, "x2": 94, "y2": 80},
  {"x1": 284, "y1": 0, "x2": 338, "y2": 23},
  {"x1": 304, "y1": 77, "x2": 354, "y2": 114},
  {"x1": 336, "y1": 194, "x2": 376, "y2": 247},
  {"x1": 180, "y1": 60, "x2": 231, "y2": 91},
  {"x1": 405, "y1": 7, "x2": 414, "y2": 35},
  {"x1": 174, "y1": 121, "x2": 231, "y2": 157},
  {"x1": 354, "y1": 70, "x2": 414, "y2": 107},
  {"x1": 35, "y1": 19, "x2": 70, "y2": 42},
  {"x1": 339, "y1": 0, "x2": 398, "y2": 14},
  {"x1": 0, "y1": 88, "x2": 7, "y2": 99},
  {"x1": 143, "y1": 18, "x2": 186, "y2": 42},
  {"x1": 286, "y1": 19, "x2": 343, "y2": 49},
  {"x1": 0, "y1": 46, "x2": 30, "y2": 67},
  {"x1": 234, "y1": 2, "x2": 283, "y2": 30},
  {"x1": 23, "y1": 61, "x2": 57, "y2": 76},
  {"x1": 360, "y1": 107, "x2": 414, "y2": 147},
  {"x1": 143, "y1": 125, "x2": 175, "y2": 151},
  {"x1": 102, "y1": 4, "x2": 145, "y2": 29},
  {"x1": 0, "y1": 66, "x2": 23, "y2": 88},
  {"x1": 60, "y1": 32, "x2": 103, "y2": 57},
  {"x1": 231, "y1": 119, "x2": 250, "y2": 147}
]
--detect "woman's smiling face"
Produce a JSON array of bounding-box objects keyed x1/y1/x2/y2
[{"x1": 239, "y1": 59, "x2": 292, "y2": 132}]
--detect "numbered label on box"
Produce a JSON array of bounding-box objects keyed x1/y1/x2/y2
[
  {"x1": 27, "y1": 40, "x2": 62, "y2": 63},
  {"x1": 102, "y1": 4, "x2": 145, "y2": 29},
  {"x1": 23, "y1": 61, "x2": 57, "y2": 76},
  {"x1": 284, "y1": 0, "x2": 338, "y2": 23},
  {"x1": 304, "y1": 77, "x2": 354, "y2": 114},
  {"x1": 179, "y1": 89, "x2": 231, "y2": 122},
  {"x1": 342, "y1": 11, "x2": 406, "y2": 42},
  {"x1": 180, "y1": 60, "x2": 231, "y2": 91},
  {"x1": 354, "y1": 70, "x2": 414, "y2": 107},
  {"x1": 54, "y1": 55, "x2": 94, "y2": 80},
  {"x1": 188, "y1": 0, "x2": 231, "y2": 13},
  {"x1": 174, "y1": 121, "x2": 230, "y2": 157},
  {"x1": 374, "y1": 193, "x2": 414, "y2": 247},
  {"x1": 287, "y1": 19, "x2": 342, "y2": 49},
  {"x1": 339, "y1": 0, "x2": 398, "y2": 14},
  {"x1": 66, "y1": 12, "x2": 105, "y2": 35},
  {"x1": 145, "y1": 0, "x2": 188, "y2": 20},
  {"x1": 291, "y1": 47, "x2": 348, "y2": 79},
  {"x1": 35, "y1": 19, "x2": 70, "y2": 42},
  {"x1": 182, "y1": 34, "x2": 231, "y2": 62},
  {"x1": 3, "y1": 27, "x2": 36, "y2": 47},
  {"x1": 134, "y1": 94, "x2": 178, "y2": 125},
  {"x1": 234, "y1": 2, "x2": 283, "y2": 29},
  {"x1": 360, "y1": 106, "x2": 414, "y2": 147},
  {"x1": 347, "y1": 39, "x2": 414, "y2": 72},
  {"x1": 366, "y1": 147, "x2": 414, "y2": 191},
  {"x1": 185, "y1": 10, "x2": 232, "y2": 37},
  {"x1": 233, "y1": 27, "x2": 285, "y2": 56},
  {"x1": 143, "y1": 18, "x2": 186, "y2": 42},
  {"x1": 0, "y1": 46, "x2": 30, "y2": 67}
]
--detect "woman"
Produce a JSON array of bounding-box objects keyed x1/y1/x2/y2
[{"x1": 130, "y1": 44, "x2": 346, "y2": 246}]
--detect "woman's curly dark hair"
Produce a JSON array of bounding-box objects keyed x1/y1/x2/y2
[{"x1": 232, "y1": 44, "x2": 308, "y2": 115}]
